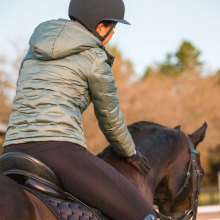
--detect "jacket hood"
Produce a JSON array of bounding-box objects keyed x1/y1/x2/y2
[{"x1": 29, "y1": 19, "x2": 102, "y2": 60}]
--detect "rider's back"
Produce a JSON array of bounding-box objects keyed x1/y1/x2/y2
[{"x1": 4, "y1": 19, "x2": 114, "y2": 150}]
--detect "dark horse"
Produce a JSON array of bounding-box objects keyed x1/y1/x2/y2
[{"x1": 0, "y1": 121, "x2": 207, "y2": 220}]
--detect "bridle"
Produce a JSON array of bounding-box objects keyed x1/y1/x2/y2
[{"x1": 154, "y1": 134, "x2": 203, "y2": 220}]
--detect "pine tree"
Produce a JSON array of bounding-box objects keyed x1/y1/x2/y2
[{"x1": 175, "y1": 41, "x2": 202, "y2": 74}]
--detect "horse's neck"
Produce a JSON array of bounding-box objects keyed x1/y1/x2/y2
[
  {"x1": 147, "y1": 142, "x2": 180, "y2": 182},
  {"x1": 99, "y1": 146, "x2": 177, "y2": 206},
  {"x1": 134, "y1": 132, "x2": 183, "y2": 198},
  {"x1": 144, "y1": 138, "x2": 189, "y2": 206},
  {"x1": 100, "y1": 128, "x2": 184, "y2": 205}
]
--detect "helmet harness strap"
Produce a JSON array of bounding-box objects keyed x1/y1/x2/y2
[{"x1": 94, "y1": 23, "x2": 115, "y2": 42}]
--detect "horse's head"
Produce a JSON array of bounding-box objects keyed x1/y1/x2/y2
[
  {"x1": 154, "y1": 122, "x2": 207, "y2": 220},
  {"x1": 98, "y1": 121, "x2": 207, "y2": 220}
]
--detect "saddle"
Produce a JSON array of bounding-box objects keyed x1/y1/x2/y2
[{"x1": 0, "y1": 152, "x2": 104, "y2": 220}]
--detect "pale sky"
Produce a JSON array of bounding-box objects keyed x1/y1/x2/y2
[{"x1": 1, "y1": 0, "x2": 220, "y2": 76}]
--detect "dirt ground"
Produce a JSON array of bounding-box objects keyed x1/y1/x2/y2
[{"x1": 197, "y1": 212, "x2": 220, "y2": 220}]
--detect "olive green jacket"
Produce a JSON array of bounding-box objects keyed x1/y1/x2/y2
[{"x1": 3, "y1": 19, "x2": 136, "y2": 157}]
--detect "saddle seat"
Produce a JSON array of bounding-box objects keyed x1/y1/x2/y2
[{"x1": 0, "y1": 152, "x2": 67, "y2": 199}]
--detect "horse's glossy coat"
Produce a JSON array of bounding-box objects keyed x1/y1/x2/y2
[
  {"x1": 99, "y1": 121, "x2": 207, "y2": 218},
  {"x1": 0, "y1": 121, "x2": 207, "y2": 220}
]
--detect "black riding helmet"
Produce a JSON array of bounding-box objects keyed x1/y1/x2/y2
[{"x1": 68, "y1": 0, "x2": 130, "y2": 42}]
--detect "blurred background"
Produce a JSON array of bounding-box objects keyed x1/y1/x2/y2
[{"x1": 0, "y1": 0, "x2": 219, "y2": 206}]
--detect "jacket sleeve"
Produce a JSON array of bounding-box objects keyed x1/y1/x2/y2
[{"x1": 87, "y1": 51, "x2": 136, "y2": 157}]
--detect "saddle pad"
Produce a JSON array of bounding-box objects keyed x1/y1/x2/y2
[
  {"x1": 24, "y1": 187, "x2": 102, "y2": 220},
  {"x1": 45, "y1": 196, "x2": 100, "y2": 220}
]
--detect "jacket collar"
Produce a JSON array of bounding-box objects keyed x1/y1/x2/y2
[{"x1": 100, "y1": 45, "x2": 115, "y2": 67}]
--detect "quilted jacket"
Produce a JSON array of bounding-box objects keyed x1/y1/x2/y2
[{"x1": 3, "y1": 19, "x2": 136, "y2": 157}]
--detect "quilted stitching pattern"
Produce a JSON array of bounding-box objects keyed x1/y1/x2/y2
[{"x1": 45, "y1": 196, "x2": 100, "y2": 220}]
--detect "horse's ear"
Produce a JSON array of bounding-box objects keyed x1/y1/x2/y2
[
  {"x1": 174, "y1": 125, "x2": 181, "y2": 130},
  {"x1": 189, "y1": 122, "x2": 207, "y2": 148}
]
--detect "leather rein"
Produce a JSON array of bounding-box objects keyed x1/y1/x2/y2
[{"x1": 154, "y1": 134, "x2": 202, "y2": 220}]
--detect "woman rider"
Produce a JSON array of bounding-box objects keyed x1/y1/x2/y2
[{"x1": 3, "y1": 0, "x2": 156, "y2": 219}]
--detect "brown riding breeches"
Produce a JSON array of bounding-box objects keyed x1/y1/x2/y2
[{"x1": 3, "y1": 141, "x2": 154, "y2": 220}]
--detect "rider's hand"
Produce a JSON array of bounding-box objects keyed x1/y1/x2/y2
[{"x1": 126, "y1": 151, "x2": 150, "y2": 174}]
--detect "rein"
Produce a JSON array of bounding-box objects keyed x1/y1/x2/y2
[{"x1": 154, "y1": 134, "x2": 202, "y2": 220}]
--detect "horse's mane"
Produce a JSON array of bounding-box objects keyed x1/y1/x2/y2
[{"x1": 127, "y1": 121, "x2": 165, "y2": 136}]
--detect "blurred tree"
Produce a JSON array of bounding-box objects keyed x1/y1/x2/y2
[
  {"x1": 107, "y1": 46, "x2": 135, "y2": 82},
  {"x1": 158, "y1": 53, "x2": 180, "y2": 76},
  {"x1": 207, "y1": 145, "x2": 220, "y2": 184},
  {"x1": 0, "y1": 47, "x2": 23, "y2": 124},
  {"x1": 216, "y1": 71, "x2": 220, "y2": 85},
  {"x1": 175, "y1": 41, "x2": 202, "y2": 74},
  {"x1": 0, "y1": 56, "x2": 13, "y2": 124},
  {"x1": 143, "y1": 66, "x2": 154, "y2": 79},
  {"x1": 143, "y1": 40, "x2": 203, "y2": 78}
]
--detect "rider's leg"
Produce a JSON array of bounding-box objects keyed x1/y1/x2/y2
[{"x1": 3, "y1": 142, "x2": 156, "y2": 220}]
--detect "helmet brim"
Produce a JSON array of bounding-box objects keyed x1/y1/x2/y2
[
  {"x1": 118, "y1": 19, "x2": 131, "y2": 25},
  {"x1": 103, "y1": 18, "x2": 131, "y2": 25}
]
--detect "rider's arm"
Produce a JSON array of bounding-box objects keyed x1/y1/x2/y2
[{"x1": 87, "y1": 50, "x2": 136, "y2": 157}]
